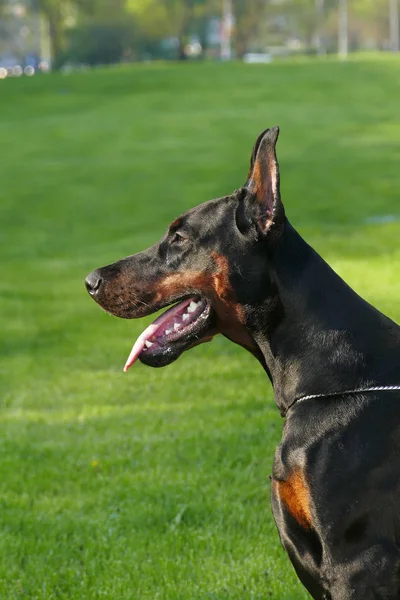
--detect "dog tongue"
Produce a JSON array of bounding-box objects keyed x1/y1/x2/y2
[{"x1": 123, "y1": 297, "x2": 195, "y2": 372}]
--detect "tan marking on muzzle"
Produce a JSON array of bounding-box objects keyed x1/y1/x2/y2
[
  {"x1": 154, "y1": 254, "x2": 244, "y2": 321},
  {"x1": 153, "y1": 253, "x2": 255, "y2": 351},
  {"x1": 154, "y1": 272, "x2": 211, "y2": 304}
]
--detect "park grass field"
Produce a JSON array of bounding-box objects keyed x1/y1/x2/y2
[{"x1": 1, "y1": 55, "x2": 400, "y2": 599}]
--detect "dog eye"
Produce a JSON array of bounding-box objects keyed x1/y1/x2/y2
[{"x1": 171, "y1": 231, "x2": 187, "y2": 245}]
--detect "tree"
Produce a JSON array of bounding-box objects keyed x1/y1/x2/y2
[
  {"x1": 232, "y1": 0, "x2": 269, "y2": 57},
  {"x1": 270, "y1": 0, "x2": 334, "y2": 51},
  {"x1": 163, "y1": 0, "x2": 195, "y2": 59},
  {"x1": 65, "y1": 18, "x2": 138, "y2": 65},
  {"x1": 28, "y1": 0, "x2": 128, "y2": 62},
  {"x1": 128, "y1": 0, "x2": 210, "y2": 59},
  {"x1": 36, "y1": 0, "x2": 66, "y2": 59},
  {"x1": 339, "y1": 0, "x2": 390, "y2": 51}
]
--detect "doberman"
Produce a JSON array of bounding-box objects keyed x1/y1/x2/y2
[{"x1": 86, "y1": 127, "x2": 400, "y2": 599}]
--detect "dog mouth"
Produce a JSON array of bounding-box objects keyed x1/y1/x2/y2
[{"x1": 124, "y1": 296, "x2": 214, "y2": 370}]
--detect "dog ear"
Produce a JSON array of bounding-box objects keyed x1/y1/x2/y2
[{"x1": 245, "y1": 126, "x2": 284, "y2": 234}]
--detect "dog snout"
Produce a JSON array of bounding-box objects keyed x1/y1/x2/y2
[{"x1": 85, "y1": 270, "x2": 103, "y2": 297}]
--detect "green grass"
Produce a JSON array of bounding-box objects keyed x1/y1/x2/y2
[{"x1": 1, "y1": 56, "x2": 400, "y2": 599}]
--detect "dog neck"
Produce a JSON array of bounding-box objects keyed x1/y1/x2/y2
[{"x1": 250, "y1": 222, "x2": 400, "y2": 415}]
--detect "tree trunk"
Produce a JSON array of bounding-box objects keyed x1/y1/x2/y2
[
  {"x1": 315, "y1": 0, "x2": 325, "y2": 55},
  {"x1": 221, "y1": 0, "x2": 233, "y2": 60},
  {"x1": 49, "y1": 19, "x2": 62, "y2": 61},
  {"x1": 40, "y1": 0, "x2": 64, "y2": 63},
  {"x1": 48, "y1": 15, "x2": 63, "y2": 60},
  {"x1": 177, "y1": 37, "x2": 187, "y2": 60},
  {"x1": 177, "y1": 0, "x2": 192, "y2": 60},
  {"x1": 338, "y1": 0, "x2": 348, "y2": 58},
  {"x1": 235, "y1": 31, "x2": 247, "y2": 59},
  {"x1": 389, "y1": 0, "x2": 399, "y2": 51}
]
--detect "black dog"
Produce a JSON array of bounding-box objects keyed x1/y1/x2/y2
[{"x1": 86, "y1": 127, "x2": 400, "y2": 599}]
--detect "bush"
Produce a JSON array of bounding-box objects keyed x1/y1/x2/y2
[{"x1": 61, "y1": 19, "x2": 140, "y2": 67}]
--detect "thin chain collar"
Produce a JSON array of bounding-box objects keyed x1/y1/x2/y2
[{"x1": 286, "y1": 385, "x2": 400, "y2": 416}]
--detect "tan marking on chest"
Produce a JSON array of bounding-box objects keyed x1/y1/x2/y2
[{"x1": 273, "y1": 470, "x2": 312, "y2": 529}]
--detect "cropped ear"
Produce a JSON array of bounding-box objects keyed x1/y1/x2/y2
[{"x1": 245, "y1": 126, "x2": 284, "y2": 234}]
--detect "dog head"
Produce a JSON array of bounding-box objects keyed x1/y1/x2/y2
[{"x1": 86, "y1": 127, "x2": 285, "y2": 369}]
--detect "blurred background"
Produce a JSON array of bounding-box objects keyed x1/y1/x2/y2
[
  {"x1": 1, "y1": 1, "x2": 400, "y2": 599},
  {"x1": 0, "y1": 0, "x2": 399, "y2": 76}
]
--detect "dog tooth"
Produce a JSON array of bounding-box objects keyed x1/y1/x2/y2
[
  {"x1": 165, "y1": 329, "x2": 172, "y2": 335},
  {"x1": 144, "y1": 340, "x2": 153, "y2": 348},
  {"x1": 182, "y1": 313, "x2": 189, "y2": 321},
  {"x1": 174, "y1": 322, "x2": 180, "y2": 331},
  {"x1": 188, "y1": 301, "x2": 197, "y2": 313}
]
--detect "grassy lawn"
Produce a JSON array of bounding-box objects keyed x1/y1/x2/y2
[{"x1": 1, "y1": 56, "x2": 400, "y2": 599}]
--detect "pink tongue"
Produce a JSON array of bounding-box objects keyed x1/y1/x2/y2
[{"x1": 123, "y1": 297, "x2": 195, "y2": 372}]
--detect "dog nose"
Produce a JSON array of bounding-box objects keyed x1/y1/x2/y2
[{"x1": 85, "y1": 270, "x2": 103, "y2": 296}]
